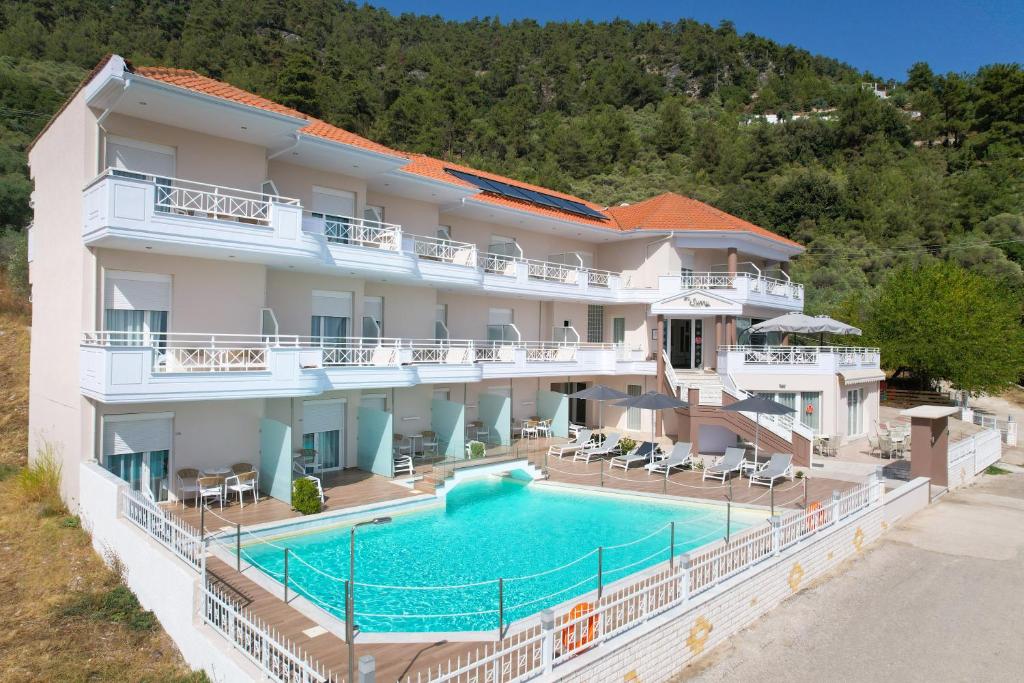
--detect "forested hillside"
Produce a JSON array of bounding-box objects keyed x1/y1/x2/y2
[{"x1": 0, "y1": 1, "x2": 1022, "y2": 315}]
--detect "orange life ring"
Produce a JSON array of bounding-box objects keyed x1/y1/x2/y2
[
  {"x1": 806, "y1": 500, "x2": 826, "y2": 530},
  {"x1": 561, "y1": 602, "x2": 599, "y2": 652}
]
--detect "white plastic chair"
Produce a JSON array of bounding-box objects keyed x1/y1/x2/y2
[
  {"x1": 225, "y1": 471, "x2": 258, "y2": 508},
  {"x1": 175, "y1": 468, "x2": 199, "y2": 508},
  {"x1": 197, "y1": 476, "x2": 225, "y2": 510}
]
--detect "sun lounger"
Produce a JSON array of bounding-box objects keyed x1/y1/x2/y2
[
  {"x1": 748, "y1": 453, "x2": 793, "y2": 488},
  {"x1": 702, "y1": 447, "x2": 746, "y2": 482},
  {"x1": 609, "y1": 441, "x2": 659, "y2": 471},
  {"x1": 547, "y1": 429, "x2": 593, "y2": 459},
  {"x1": 574, "y1": 433, "x2": 621, "y2": 463},
  {"x1": 646, "y1": 442, "x2": 692, "y2": 474}
]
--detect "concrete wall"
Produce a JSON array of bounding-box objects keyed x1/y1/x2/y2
[{"x1": 27, "y1": 87, "x2": 96, "y2": 508}]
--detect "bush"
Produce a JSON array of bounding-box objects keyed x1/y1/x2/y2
[
  {"x1": 18, "y1": 441, "x2": 64, "y2": 515},
  {"x1": 292, "y1": 478, "x2": 322, "y2": 515},
  {"x1": 795, "y1": 470, "x2": 805, "y2": 479},
  {"x1": 60, "y1": 584, "x2": 158, "y2": 632},
  {"x1": 469, "y1": 440, "x2": 485, "y2": 459},
  {"x1": 0, "y1": 229, "x2": 29, "y2": 296},
  {"x1": 619, "y1": 438, "x2": 637, "y2": 453}
]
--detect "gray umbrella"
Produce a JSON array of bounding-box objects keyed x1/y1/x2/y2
[
  {"x1": 613, "y1": 391, "x2": 688, "y2": 451},
  {"x1": 748, "y1": 313, "x2": 861, "y2": 344},
  {"x1": 568, "y1": 384, "x2": 628, "y2": 433},
  {"x1": 722, "y1": 395, "x2": 796, "y2": 465}
]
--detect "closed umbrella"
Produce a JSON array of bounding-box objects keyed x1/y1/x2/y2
[
  {"x1": 748, "y1": 313, "x2": 861, "y2": 345},
  {"x1": 568, "y1": 384, "x2": 628, "y2": 433},
  {"x1": 721, "y1": 395, "x2": 795, "y2": 466},
  {"x1": 613, "y1": 391, "x2": 688, "y2": 455}
]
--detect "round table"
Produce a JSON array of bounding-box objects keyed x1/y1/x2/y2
[{"x1": 201, "y1": 466, "x2": 232, "y2": 477}]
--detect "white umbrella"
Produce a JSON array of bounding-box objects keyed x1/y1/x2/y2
[{"x1": 722, "y1": 395, "x2": 796, "y2": 465}]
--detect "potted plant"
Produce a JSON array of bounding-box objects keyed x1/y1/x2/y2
[
  {"x1": 469, "y1": 441, "x2": 486, "y2": 459},
  {"x1": 619, "y1": 437, "x2": 637, "y2": 454}
]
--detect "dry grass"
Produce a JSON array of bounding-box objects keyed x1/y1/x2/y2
[
  {"x1": 1002, "y1": 386, "x2": 1024, "y2": 411},
  {"x1": 0, "y1": 277, "x2": 202, "y2": 682}
]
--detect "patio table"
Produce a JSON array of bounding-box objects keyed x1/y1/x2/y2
[{"x1": 201, "y1": 466, "x2": 232, "y2": 477}]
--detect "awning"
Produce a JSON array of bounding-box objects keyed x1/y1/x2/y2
[{"x1": 839, "y1": 370, "x2": 886, "y2": 385}]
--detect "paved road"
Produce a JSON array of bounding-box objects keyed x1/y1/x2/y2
[{"x1": 676, "y1": 470, "x2": 1024, "y2": 682}]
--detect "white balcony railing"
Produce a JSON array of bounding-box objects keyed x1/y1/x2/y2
[
  {"x1": 673, "y1": 271, "x2": 803, "y2": 300},
  {"x1": 102, "y1": 169, "x2": 300, "y2": 226},
  {"x1": 717, "y1": 345, "x2": 881, "y2": 378},
  {"x1": 306, "y1": 212, "x2": 402, "y2": 251},
  {"x1": 409, "y1": 234, "x2": 478, "y2": 266}
]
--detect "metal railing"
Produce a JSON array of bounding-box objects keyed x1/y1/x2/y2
[
  {"x1": 101, "y1": 169, "x2": 300, "y2": 226},
  {"x1": 674, "y1": 271, "x2": 804, "y2": 299},
  {"x1": 479, "y1": 252, "x2": 519, "y2": 276},
  {"x1": 202, "y1": 575, "x2": 342, "y2": 682},
  {"x1": 307, "y1": 212, "x2": 402, "y2": 251},
  {"x1": 479, "y1": 251, "x2": 620, "y2": 288},
  {"x1": 719, "y1": 345, "x2": 880, "y2": 367},
  {"x1": 680, "y1": 271, "x2": 737, "y2": 289},
  {"x1": 410, "y1": 234, "x2": 478, "y2": 266},
  {"x1": 120, "y1": 487, "x2": 203, "y2": 571}
]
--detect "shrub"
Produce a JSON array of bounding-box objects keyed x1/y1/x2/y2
[
  {"x1": 795, "y1": 470, "x2": 805, "y2": 479},
  {"x1": 292, "y1": 478, "x2": 322, "y2": 515},
  {"x1": 469, "y1": 440, "x2": 486, "y2": 459},
  {"x1": 18, "y1": 441, "x2": 65, "y2": 515},
  {"x1": 619, "y1": 438, "x2": 637, "y2": 453},
  {"x1": 60, "y1": 584, "x2": 158, "y2": 632}
]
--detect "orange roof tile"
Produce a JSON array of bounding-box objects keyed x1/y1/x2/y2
[
  {"x1": 132, "y1": 66, "x2": 404, "y2": 159},
  {"x1": 607, "y1": 193, "x2": 802, "y2": 248}
]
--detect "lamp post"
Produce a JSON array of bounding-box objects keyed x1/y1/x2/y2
[{"x1": 348, "y1": 517, "x2": 391, "y2": 683}]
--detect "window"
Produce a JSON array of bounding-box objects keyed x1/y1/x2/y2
[
  {"x1": 613, "y1": 318, "x2": 626, "y2": 344},
  {"x1": 433, "y1": 389, "x2": 451, "y2": 402},
  {"x1": 847, "y1": 388, "x2": 864, "y2": 436},
  {"x1": 312, "y1": 187, "x2": 357, "y2": 241},
  {"x1": 800, "y1": 392, "x2": 821, "y2": 433},
  {"x1": 587, "y1": 305, "x2": 604, "y2": 343},
  {"x1": 104, "y1": 272, "x2": 170, "y2": 348},
  {"x1": 362, "y1": 296, "x2": 383, "y2": 338},
  {"x1": 102, "y1": 413, "x2": 173, "y2": 502},
  {"x1": 487, "y1": 308, "x2": 515, "y2": 342},
  {"x1": 311, "y1": 291, "x2": 352, "y2": 341},
  {"x1": 437, "y1": 225, "x2": 452, "y2": 240},
  {"x1": 435, "y1": 304, "x2": 448, "y2": 340},
  {"x1": 105, "y1": 136, "x2": 175, "y2": 177},
  {"x1": 302, "y1": 400, "x2": 345, "y2": 470},
  {"x1": 489, "y1": 235, "x2": 518, "y2": 257},
  {"x1": 364, "y1": 205, "x2": 385, "y2": 225},
  {"x1": 361, "y1": 394, "x2": 387, "y2": 412},
  {"x1": 627, "y1": 384, "x2": 642, "y2": 431}
]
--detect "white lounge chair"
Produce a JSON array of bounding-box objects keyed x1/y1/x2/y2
[
  {"x1": 610, "y1": 441, "x2": 659, "y2": 471},
  {"x1": 646, "y1": 442, "x2": 692, "y2": 475},
  {"x1": 702, "y1": 447, "x2": 746, "y2": 482},
  {"x1": 574, "y1": 433, "x2": 622, "y2": 463},
  {"x1": 748, "y1": 453, "x2": 794, "y2": 488},
  {"x1": 548, "y1": 429, "x2": 593, "y2": 459}
]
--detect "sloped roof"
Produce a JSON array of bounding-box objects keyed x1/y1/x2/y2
[
  {"x1": 607, "y1": 192, "x2": 803, "y2": 247},
  {"x1": 49, "y1": 57, "x2": 801, "y2": 248}
]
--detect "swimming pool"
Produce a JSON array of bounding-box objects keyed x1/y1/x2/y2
[{"x1": 243, "y1": 478, "x2": 763, "y2": 633}]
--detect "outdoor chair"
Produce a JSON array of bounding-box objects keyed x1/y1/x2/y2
[
  {"x1": 393, "y1": 451, "x2": 414, "y2": 477},
  {"x1": 393, "y1": 434, "x2": 412, "y2": 458},
  {"x1": 646, "y1": 442, "x2": 692, "y2": 475},
  {"x1": 291, "y1": 460, "x2": 324, "y2": 503},
  {"x1": 521, "y1": 420, "x2": 538, "y2": 439},
  {"x1": 703, "y1": 447, "x2": 746, "y2": 482},
  {"x1": 547, "y1": 429, "x2": 593, "y2": 459},
  {"x1": 230, "y1": 462, "x2": 254, "y2": 475},
  {"x1": 197, "y1": 476, "x2": 225, "y2": 510},
  {"x1": 574, "y1": 432, "x2": 621, "y2": 463},
  {"x1": 225, "y1": 471, "x2": 258, "y2": 508},
  {"x1": 421, "y1": 431, "x2": 439, "y2": 458},
  {"x1": 609, "y1": 442, "x2": 659, "y2": 471},
  {"x1": 175, "y1": 468, "x2": 199, "y2": 508},
  {"x1": 748, "y1": 453, "x2": 794, "y2": 489},
  {"x1": 535, "y1": 419, "x2": 552, "y2": 438}
]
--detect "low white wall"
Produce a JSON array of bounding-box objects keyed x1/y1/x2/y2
[
  {"x1": 552, "y1": 478, "x2": 924, "y2": 682},
  {"x1": 78, "y1": 462, "x2": 258, "y2": 682}
]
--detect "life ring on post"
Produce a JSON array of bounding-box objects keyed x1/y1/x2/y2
[
  {"x1": 806, "y1": 500, "x2": 826, "y2": 530},
  {"x1": 561, "y1": 602, "x2": 599, "y2": 652}
]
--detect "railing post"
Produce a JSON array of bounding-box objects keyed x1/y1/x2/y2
[
  {"x1": 200, "y1": 504, "x2": 206, "y2": 543},
  {"x1": 803, "y1": 477, "x2": 808, "y2": 510},
  {"x1": 358, "y1": 655, "x2": 376, "y2": 683},
  {"x1": 600, "y1": 458, "x2": 604, "y2": 487},
  {"x1": 497, "y1": 577, "x2": 504, "y2": 639},
  {"x1": 873, "y1": 466, "x2": 885, "y2": 505},
  {"x1": 235, "y1": 523, "x2": 241, "y2": 572},
  {"x1": 669, "y1": 522, "x2": 675, "y2": 569},
  {"x1": 831, "y1": 490, "x2": 841, "y2": 524},
  {"x1": 540, "y1": 608, "x2": 555, "y2": 674},
  {"x1": 769, "y1": 515, "x2": 782, "y2": 556},
  {"x1": 283, "y1": 548, "x2": 289, "y2": 603},
  {"x1": 680, "y1": 553, "x2": 692, "y2": 601},
  {"x1": 770, "y1": 485, "x2": 775, "y2": 517},
  {"x1": 597, "y1": 547, "x2": 603, "y2": 598},
  {"x1": 726, "y1": 502, "x2": 731, "y2": 542}
]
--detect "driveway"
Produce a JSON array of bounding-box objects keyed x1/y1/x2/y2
[{"x1": 675, "y1": 470, "x2": 1024, "y2": 682}]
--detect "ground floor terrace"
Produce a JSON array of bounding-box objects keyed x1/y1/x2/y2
[{"x1": 152, "y1": 432, "x2": 863, "y2": 682}]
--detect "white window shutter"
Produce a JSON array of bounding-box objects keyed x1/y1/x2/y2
[
  {"x1": 103, "y1": 417, "x2": 173, "y2": 456},
  {"x1": 104, "y1": 275, "x2": 171, "y2": 311},
  {"x1": 302, "y1": 401, "x2": 345, "y2": 435},
  {"x1": 312, "y1": 291, "x2": 352, "y2": 318}
]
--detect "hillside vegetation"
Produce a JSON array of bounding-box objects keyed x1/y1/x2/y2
[{"x1": 0, "y1": 1, "x2": 1021, "y2": 380}]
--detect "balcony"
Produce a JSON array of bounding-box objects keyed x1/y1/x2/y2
[
  {"x1": 80, "y1": 332, "x2": 654, "y2": 403},
  {"x1": 648, "y1": 271, "x2": 804, "y2": 312},
  {"x1": 716, "y1": 345, "x2": 882, "y2": 377},
  {"x1": 82, "y1": 169, "x2": 310, "y2": 259}
]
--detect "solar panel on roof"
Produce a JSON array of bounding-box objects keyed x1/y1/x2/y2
[{"x1": 445, "y1": 168, "x2": 607, "y2": 221}]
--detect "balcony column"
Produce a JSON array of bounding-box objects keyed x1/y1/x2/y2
[
  {"x1": 727, "y1": 247, "x2": 738, "y2": 277},
  {"x1": 655, "y1": 314, "x2": 666, "y2": 393},
  {"x1": 712, "y1": 316, "x2": 723, "y2": 370},
  {"x1": 725, "y1": 316, "x2": 737, "y2": 345}
]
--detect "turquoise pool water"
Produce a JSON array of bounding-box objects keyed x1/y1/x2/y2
[{"x1": 243, "y1": 479, "x2": 760, "y2": 632}]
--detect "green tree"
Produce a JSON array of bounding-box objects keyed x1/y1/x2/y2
[{"x1": 862, "y1": 261, "x2": 1024, "y2": 394}]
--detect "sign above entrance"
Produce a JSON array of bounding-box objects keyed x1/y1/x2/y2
[{"x1": 650, "y1": 289, "x2": 742, "y2": 315}]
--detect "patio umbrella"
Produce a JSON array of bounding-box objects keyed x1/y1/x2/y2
[
  {"x1": 748, "y1": 313, "x2": 861, "y2": 345},
  {"x1": 568, "y1": 384, "x2": 628, "y2": 432},
  {"x1": 612, "y1": 391, "x2": 688, "y2": 452},
  {"x1": 721, "y1": 395, "x2": 796, "y2": 466}
]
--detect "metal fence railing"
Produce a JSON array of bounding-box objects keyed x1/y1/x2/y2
[{"x1": 120, "y1": 487, "x2": 203, "y2": 571}]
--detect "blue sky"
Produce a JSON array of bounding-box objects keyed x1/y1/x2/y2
[{"x1": 367, "y1": 1, "x2": 1022, "y2": 79}]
